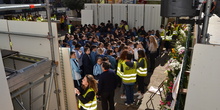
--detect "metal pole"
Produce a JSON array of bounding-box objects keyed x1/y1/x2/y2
[
  {"x1": 15, "y1": 98, "x2": 27, "y2": 110},
  {"x1": 201, "y1": 0, "x2": 212, "y2": 43},
  {"x1": 45, "y1": 0, "x2": 61, "y2": 110},
  {"x1": 45, "y1": 66, "x2": 54, "y2": 110},
  {"x1": 0, "y1": 4, "x2": 46, "y2": 11}
]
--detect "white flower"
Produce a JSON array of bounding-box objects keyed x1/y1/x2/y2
[{"x1": 167, "y1": 58, "x2": 181, "y2": 70}]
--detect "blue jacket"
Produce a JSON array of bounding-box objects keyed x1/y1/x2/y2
[
  {"x1": 70, "y1": 58, "x2": 82, "y2": 80},
  {"x1": 90, "y1": 51, "x2": 97, "y2": 66},
  {"x1": 107, "y1": 55, "x2": 117, "y2": 70},
  {"x1": 93, "y1": 64, "x2": 103, "y2": 76}
]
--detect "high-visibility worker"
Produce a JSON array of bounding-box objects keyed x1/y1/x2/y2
[
  {"x1": 68, "y1": 21, "x2": 73, "y2": 34},
  {"x1": 116, "y1": 50, "x2": 128, "y2": 99},
  {"x1": 75, "y1": 75, "x2": 98, "y2": 110},
  {"x1": 121, "y1": 52, "x2": 137, "y2": 106},
  {"x1": 134, "y1": 50, "x2": 147, "y2": 99}
]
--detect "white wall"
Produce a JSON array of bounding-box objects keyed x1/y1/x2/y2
[
  {"x1": 98, "y1": 4, "x2": 112, "y2": 24},
  {"x1": 0, "y1": 19, "x2": 11, "y2": 50},
  {"x1": 82, "y1": 10, "x2": 93, "y2": 25},
  {"x1": 85, "y1": 4, "x2": 98, "y2": 25},
  {"x1": 0, "y1": 51, "x2": 14, "y2": 110},
  {"x1": 112, "y1": 4, "x2": 127, "y2": 25},
  {"x1": 185, "y1": 44, "x2": 220, "y2": 110},
  {"x1": 128, "y1": 4, "x2": 144, "y2": 29},
  {"x1": 144, "y1": 4, "x2": 161, "y2": 31},
  {"x1": 84, "y1": 4, "x2": 161, "y2": 31}
]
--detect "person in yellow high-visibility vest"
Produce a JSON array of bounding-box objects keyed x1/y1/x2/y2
[
  {"x1": 134, "y1": 50, "x2": 147, "y2": 99},
  {"x1": 68, "y1": 20, "x2": 73, "y2": 34},
  {"x1": 121, "y1": 52, "x2": 137, "y2": 106},
  {"x1": 75, "y1": 74, "x2": 98, "y2": 110},
  {"x1": 60, "y1": 15, "x2": 65, "y2": 30},
  {"x1": 116, "y1": 50, "x2": 129, "y2": 99}
]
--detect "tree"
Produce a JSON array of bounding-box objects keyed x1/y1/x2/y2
[{"x1": 63, "y1": 0, "x2": 86, "y2": 17}]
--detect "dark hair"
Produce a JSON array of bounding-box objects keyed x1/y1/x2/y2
[
  {"x1": 84, "y1": 47, "x2": 90, "y2": 53},
  {"x1": 138, "y1": 50, "x2": 146, "y2": 59},
  {"x1": 102, "y1": 57, "x2": 109, "y2": 62},
  {"x1": 70, "y1": 51, "x2": 76, "y2": 57},
  {"x1": 102, "y1": 61, "x2": 110, "y2": 70},
  {"x1": 106, "y1": 49, "x2": 113, "y2": 55},
  {"x1": 126, "y1": 52, "x2": 133, "y2": 60},
  {"x1": 91, "y1": 45, "x2": 97, "y2": 50},
  {"x1": 134, "y1": 42, "x2": 138, "y2": 48},
  {"x1": 75, "y1": 43, "x2": 81, "y2": 49}
]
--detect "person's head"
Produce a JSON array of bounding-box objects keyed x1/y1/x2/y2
[
  {"x1": 83, "y1": 35, "x2": 88, "y2": 40},
  {"x1": 123, "y1": 46, "x2": 129, "y2": 51},
  {"x1": 114, "y1": 47, "x2": 119, "y2": 52},
  {"x1": 149, "y1": 35, "x2": 158, "y2": 47},
  {"x1": 82, "y1": 75, "x2": 98, "y2": 93},
  {"x1": 91, "y1": 45, "x2": 97, "y2": 52},
  {"x1": 119, "y1": 50, "x2": 129, "y2": 60},
  {"x1": 101, "y1": 61, "x2": 110, "y2": 71},
  {"x1": 97, "y1": 57, "x2": 102, "y2": 65},
  {"x1": 134, "y1": 42, "x2": 138, "y2": 48},
  {"x1": 138, "y1": 50, "x2": 146, "y2": 59},
  {"x1": 97, "y1": 48, "x2": 104, "y2": 55},
  {"x1": 106, "y1": 49, "x2": 113, "y2": 55},
  {"x1": 84, "y1": 47, "x2": 90, "y2": 54},
  {"x1": 126, "y1": 52, "x2": 133, "y2": 61},
  {"x1": 99, "y1": 42, "x2": 104, "y2": 48},
  {"x1": 70, "y1": 51, "x2": 76, "y2": 58},
  {"x1": 75, "y1": 43, "x2": 81, "y2": 50},
  {"x1": 102, "y1": 57, "x2": 109, "y2": 62}
]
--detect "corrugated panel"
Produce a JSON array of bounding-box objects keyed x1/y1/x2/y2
[
  {"x1": 82, "y1": 10, "x2": 93, "y2": 25},
  {"x1": 135, "y1": 4, "x2": 144, "y2": 29},
  {"x1": 113, "y1": 4, "x2": 127, "y2": 25},
  {"x1": 85, "y1": 4, "x2": 98, "y2": 25},
  {"x1": 128, "y1": 4, "x2": 136, "y2": 29},
  {"x1": 98, "y1": 4, "x2": 112, "y2": 24},
  {"x1": 144, "y1": 4, "x2": 161, "y2": 31},
  {"x1": 144, "y1": 5, "x2": 152, "y2": 31},
  {"x1": 151, "y1": 5, "x2": 161, "y2": 31}
]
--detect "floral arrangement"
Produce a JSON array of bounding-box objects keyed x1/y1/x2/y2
[{"x1": 159, "y1": 24, "x2": 190, "y2": 110}]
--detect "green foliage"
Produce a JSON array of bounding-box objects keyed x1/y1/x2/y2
[{"x1": 62, "y1": 0, "x2": 85, "y2": 10}]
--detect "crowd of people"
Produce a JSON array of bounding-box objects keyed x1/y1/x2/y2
[{"x1": 63, "y1": 20, "x2": 177, "y2": 110}]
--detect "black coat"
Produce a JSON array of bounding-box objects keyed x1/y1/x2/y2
[
  {"x1": 98, "y1": 70, "x2": 118, "y2": 95},
  {"x1": 82, "y1": 54, "x2": 93, "y2": 75}
]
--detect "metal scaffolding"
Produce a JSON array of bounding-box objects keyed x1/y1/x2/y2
[{"x1": 0, "y1": 1, "x2": 60, "y2": 110}]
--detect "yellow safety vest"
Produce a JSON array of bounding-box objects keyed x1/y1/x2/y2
[
  {"x1": 137, "y1": 58, "x2": 147, "y2": 76},
  {"x1": 68, "y1": 24, "x2": 72, "y2": 33},
  {"x1": 122, "y1": 61, "x2": 137, "y2": 83},
  {"x1": 117, "y1": 59, "x2": 125, "y2": 78},
  {"x1": 78, "y1": 88, "x2": 97, "y2": 110}
]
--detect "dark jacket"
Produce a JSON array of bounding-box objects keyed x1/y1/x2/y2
[
  {"x1": 107, "y1": 55, "x2": 117, "y2": 70},
  {"x1": 82, "y1": 54, "x2": 93, "y2": 74},
  {"x1": 98, "y1": 69, "x2": 118, "y2": 95}
]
